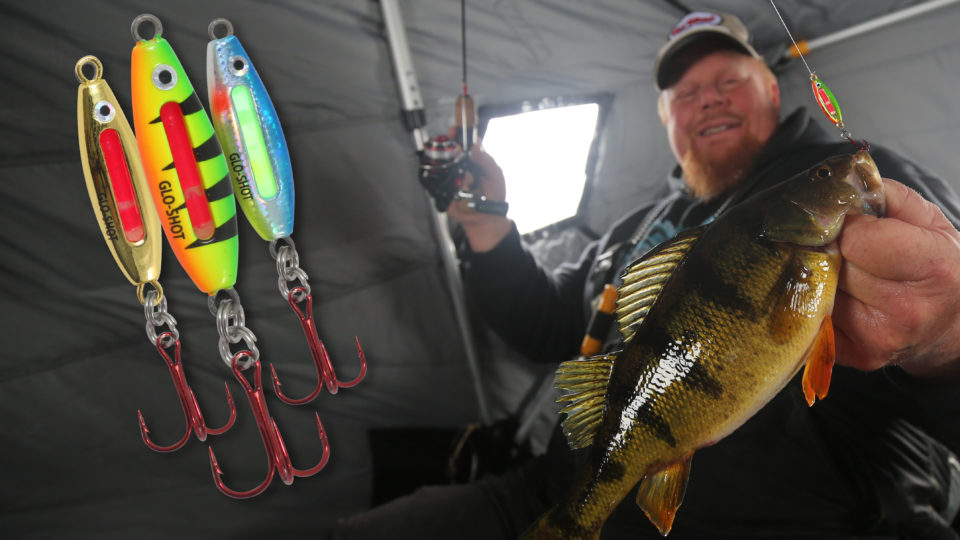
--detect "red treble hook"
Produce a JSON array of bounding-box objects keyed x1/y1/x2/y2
[
  {"x1": 209, "y1": 350, "x2": 330, "y2": 498},
  {"x1": 138, "y1": 332, "x2": 236, "y2": 452},
  {"x1": 270, "y1": 286, "x2": 367, "y2": 405}
]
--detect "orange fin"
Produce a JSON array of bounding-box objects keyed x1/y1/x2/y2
[
  {"x1": 635, "y1": 453, "x2": 693, "y2": 536},
  {"x1": 801, "y1": 314, "x2": 836, "y2": 406}
]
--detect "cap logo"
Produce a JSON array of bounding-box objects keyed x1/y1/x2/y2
[{"x1": 669, "y1": 12, "x2": 723, "y2": 40}]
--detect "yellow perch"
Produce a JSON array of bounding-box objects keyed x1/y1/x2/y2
[{"x1": 523, "y1": 150, "x2": 886, "y2": 539}]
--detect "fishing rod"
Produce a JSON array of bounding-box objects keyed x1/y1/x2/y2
[
  {"x1": 381, "y1": 0, "x2": 492, "y2": 424},
  {"x1": 457, "y1": 0, "x2": 474, "y2": 153},
  {"x1": 416, "y1": 0, "x2": 507, "y2": 216}
]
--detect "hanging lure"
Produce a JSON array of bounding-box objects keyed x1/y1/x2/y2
[
  {"x1": 769, "y1": 1, "x2": 868, "y2": 150},
  {"x1": 130, "y1": 15, "x2": 238, "y2": 294},
  {"x1": 129, "y1": 13, "x2": 328, "y2": 497},
  {"x1": 75, "y1": 55, "x2": 235, "y2": 452},
  {"x1": 811, "y1": 75, "x2": 842, "y2": 126},
  {"x1": 77, "y1": 55, "x2": 162, "y2": 286},
  {"x1": 206, "y1": 18, "x2": 366, "y2": 405},
  {"x1": 205, "y1": 18, "x2": 293, "y2": 242}
]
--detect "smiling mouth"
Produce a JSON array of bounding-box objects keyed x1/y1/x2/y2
[{"x1": 698, "y1": 122, "x2": 741, "y2": 137}]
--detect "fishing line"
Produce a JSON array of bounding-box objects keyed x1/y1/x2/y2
[
  {"x1": 461, "y1": 0, "x2": 468, "y2": 95},
  {"x1": 459, "y1": 0, "x2": 471, "y2": 148},
  {"x1": 662, "y1": 0, "x2": 693, "y2": 16},
  {"x1": 769, "y1": 0, "x2": 869, "y2": 151}
]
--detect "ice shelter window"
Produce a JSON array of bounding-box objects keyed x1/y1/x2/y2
[{"x1": 480, "y1": 100, "x2": 602, "y2": 235}]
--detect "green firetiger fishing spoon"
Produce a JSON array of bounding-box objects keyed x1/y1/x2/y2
[{"x1": 770, "y1": 0, "x2": 870, "y2": 151}]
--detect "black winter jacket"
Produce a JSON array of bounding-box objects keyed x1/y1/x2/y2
[{"x1": 461, "y1": 108, "x2": 960, "y2": 539}]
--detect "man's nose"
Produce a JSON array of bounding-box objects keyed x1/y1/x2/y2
[{"x1": 699, "y1": 83, "x2": 727, "y2": 108}]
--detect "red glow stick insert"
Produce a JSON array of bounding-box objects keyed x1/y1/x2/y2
[
  {"x1": 160, "y1": 102, "x2": 215, "y2": 241},
  {"x1": 99, "y1": 128, "x2": 145, "y2": 243}
]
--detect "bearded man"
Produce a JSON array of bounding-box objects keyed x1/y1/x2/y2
[{"x1": 334, "y1": 11, "x2": 960, "y2": 539}]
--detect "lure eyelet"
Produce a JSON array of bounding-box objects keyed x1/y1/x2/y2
[
  {"x1": 152, "y1": 64, "x2": 178, "y2": 90},
  {"x1": 132, "y1": 13, "x2": 162, "y2": 42},
  {"x1": 208, "y1": 18, "x2": 234, "y2": 40},
  {"x1": 229, "y1": 56, "x2": 248, "y2": 76},
  {"x1": 93, "y1": 100, "x2": 116, "y2": 123},
  {"x1": 75, "y1": 55, "x2": 103, "y2": 84}
]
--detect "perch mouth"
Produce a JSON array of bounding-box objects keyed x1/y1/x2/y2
[{"x1": 846, "y1": 150, "x2": 886, "y2": 217}]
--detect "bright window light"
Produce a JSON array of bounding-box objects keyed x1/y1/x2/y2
[{"x1": 482, "y1": 103, "x2": 599, "y2": 234}]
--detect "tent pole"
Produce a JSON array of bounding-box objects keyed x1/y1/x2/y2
[
  {"x1": 380, "y1": 0, "x2": 492, "y2": 424},
  {"x1": 782, "y1": 0, "x2": 960, "y2": 59},
  {"x1": 379, "y1": 0, "x2": 428, "y2": 151}
]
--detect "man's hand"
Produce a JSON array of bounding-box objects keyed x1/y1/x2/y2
[
  {"x1": 834, "y1": 178, "x2": 960, "y2": 379},
  {"x1": 446, "y1": 142, "x2": 513, "y2": 252}
]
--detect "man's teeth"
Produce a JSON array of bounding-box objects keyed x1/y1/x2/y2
[{"x1": 701, "y1": 124, "x2": 734, "y2": 136}]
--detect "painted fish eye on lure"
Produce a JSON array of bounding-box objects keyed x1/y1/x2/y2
[
  {"x1": 93, "y1": 100, "x2": 116, "y2": 123},
  {"x1": 152, "y1": 64, "x2": 178, "y2": 90},
  {"x1": 228, "y1": 56, "x2": 248, "y2": 76}
]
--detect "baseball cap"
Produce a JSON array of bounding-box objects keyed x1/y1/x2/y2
[{"x1": 654, "y1": 11, "x2": 761, "y2": 90}]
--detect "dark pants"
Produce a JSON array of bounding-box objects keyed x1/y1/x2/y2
[
  {"x1": 329, "y1": 417, "x2": 960, "y2": 539},
  {"x1": 329, "y1": 458, "x2": 552, "y2": 540}
]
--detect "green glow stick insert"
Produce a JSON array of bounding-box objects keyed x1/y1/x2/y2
[{"x1": 231, "y1": 85, "x2": 277, "y2": 199}]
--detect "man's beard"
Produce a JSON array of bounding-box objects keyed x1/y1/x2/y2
[{"x1": 681, "y1": 129, "x2": 766, "y2": 200}]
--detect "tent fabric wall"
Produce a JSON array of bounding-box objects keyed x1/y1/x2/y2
[{"x1": 1, "y1": 1, "x2": 958, "y2": 538}]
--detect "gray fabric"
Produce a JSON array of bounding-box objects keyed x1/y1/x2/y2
[{"x1": 1, "y1": 1, "x2": 959, "y2": 538}]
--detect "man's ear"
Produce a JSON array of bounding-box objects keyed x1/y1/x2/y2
[
  {"x1": 657, "y1": 92, "x2": 669, "y2": 126},
  {"x1": 757, "y1": 59, "x2": 781, "y2": 110}
]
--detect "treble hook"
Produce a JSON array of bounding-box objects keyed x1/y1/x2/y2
[
  {"x1": 270, "y1": 286, "x2": 367, "y2": 405},
  {"x1": 138, "y1": 331, "x2": 237, "y2": 452},
  {"x1": 209, "y1": 350, "x2": 330, "y2": 498}
]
